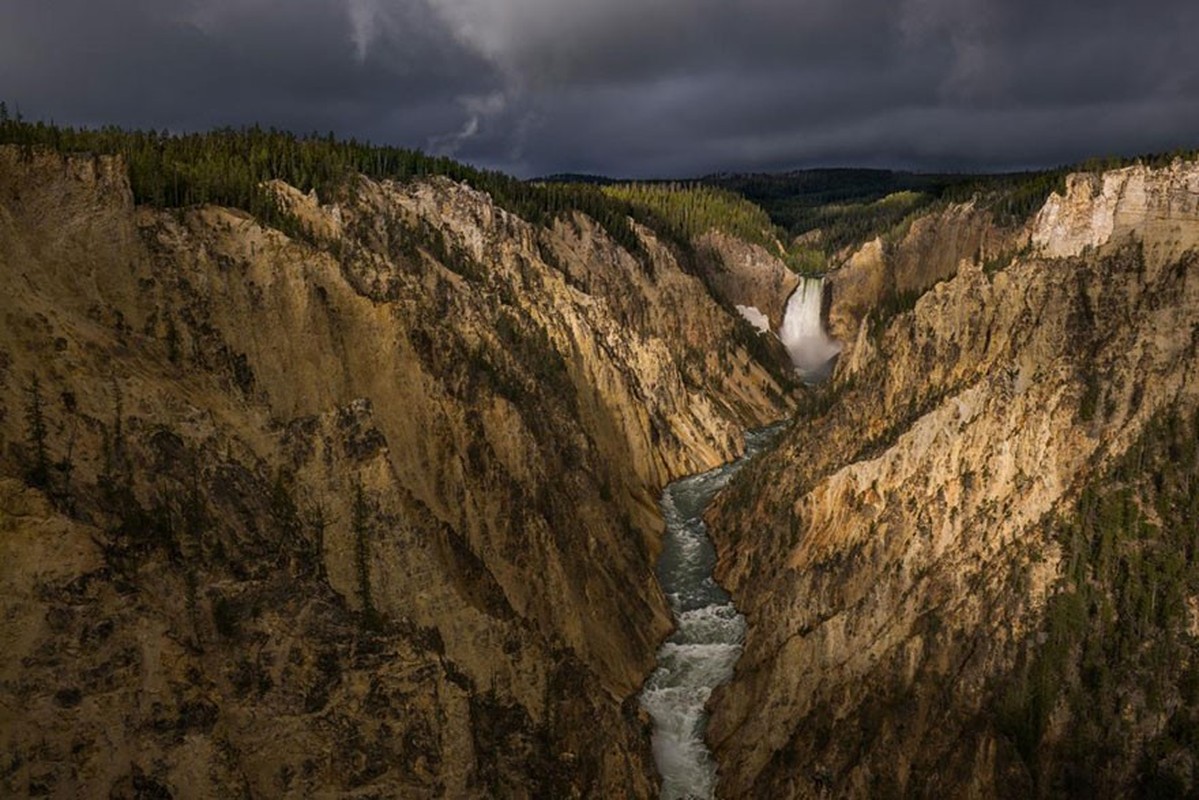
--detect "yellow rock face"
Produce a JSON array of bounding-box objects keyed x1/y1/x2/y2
[
  {"x1": 706, "y1": 161, "x2": 1199, "y2": 798},
  {"x1": 0, "y1": 146, "x2": 791, "y2": 798}
]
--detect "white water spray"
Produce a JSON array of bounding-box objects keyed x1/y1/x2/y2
[{"x1": 779, "y1": 277, "x2": 841, "y2": 381}]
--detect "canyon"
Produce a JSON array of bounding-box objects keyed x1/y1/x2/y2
[{"x1": 3, "y1": 136, "x2": 1199, "y2": 800}]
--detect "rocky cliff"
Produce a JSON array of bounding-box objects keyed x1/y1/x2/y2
[
  {"x1": 824, "y1": 199, "x2": 1023, "y2": 347},
  {"x1": 0, "y1": 146, "x2": 792, "y2": 798},
  {"x1": 693, "y1": 229, "x2": 800, "y2": 331},
  {"x1": 1032, "y1": 161, "x2": 1199, "y2": 267},
  {"x1": 707, "y1": 158, "x2": 1199, "y2": 797}
]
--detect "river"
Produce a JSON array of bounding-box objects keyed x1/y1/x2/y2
[{"x1": 639, "y1": 425, "x2": 784, "y2": 799}]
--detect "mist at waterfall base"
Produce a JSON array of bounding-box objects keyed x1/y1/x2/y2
[
  {"x1": 780, "y1": 277, "x2": 841, "y2": 383},
  {"x1": 640, "y1": 426, "x2": 783, "y2": 800}
]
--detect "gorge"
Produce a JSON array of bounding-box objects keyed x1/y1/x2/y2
[{"x1": 3, "y1": 120, "x2": 1199, "y2": 799}]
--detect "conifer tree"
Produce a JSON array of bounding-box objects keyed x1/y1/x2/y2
[{"x1": 23, "y1": 375, "x2": 49, "y2": 489}]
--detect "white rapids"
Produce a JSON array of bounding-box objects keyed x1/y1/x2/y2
[{"x1": 640, "y1": 426, "x2": 783, "y2": 800}]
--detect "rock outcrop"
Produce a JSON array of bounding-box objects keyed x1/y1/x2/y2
[
  {"x1": 0, "y1": 146, "x2": 791, "y2": 798},
  {"x1": 1032, "y1": 160, "x2": 1199, "y2": 267},
  {"x1": 694, "y1": 229, "x2": 800, "y2": 330}
]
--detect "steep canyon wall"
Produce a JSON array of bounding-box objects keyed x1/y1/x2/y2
[
  {"x1": 708, "y1": 159, "x2": 1199, "y2": 798},
  {"x1": 0, "y1": 147, "x2": 792, "y2": 798}
]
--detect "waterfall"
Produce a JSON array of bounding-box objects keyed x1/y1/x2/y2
[{"x1": 779, "y1": 277, "x2": 840, "y2": 382}]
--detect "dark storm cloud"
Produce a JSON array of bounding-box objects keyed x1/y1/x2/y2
[
  {"x1": 2, "y1": 0, "x2": 1196, "y2": 176},
  {"x1": 0, "y1": 0, "x2": 499, "y2": 147}
]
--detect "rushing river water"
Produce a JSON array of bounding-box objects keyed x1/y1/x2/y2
[{"x1": 640, "y1": 425, "x2": 784, "y2": 800}]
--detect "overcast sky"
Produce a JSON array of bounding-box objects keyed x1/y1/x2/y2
[{"x1": 2, "y1": 0, "x2": 1197, "y2": 177}]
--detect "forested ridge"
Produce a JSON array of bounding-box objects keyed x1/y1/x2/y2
[
  {"x1": 0, "y1": 107, "x2": 668, "y2": 259},
  {"x1": 8, "y1": 106, "x2": 1191, "y2": 278},
  {"x1": 601, "y1": 182, "x2": 825, "y2": 274},
  {"x1": 603, "y1": 183, "x2": 778, "y2": 250}
]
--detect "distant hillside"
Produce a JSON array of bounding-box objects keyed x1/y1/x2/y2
[
  {"x1": 705, "y1": 149, "x2": 1199, "y2": 257},
  {"x1": 537, "y1": 173, "x2": 623, "y2": 186},
  {"x1": 706, "y1": 168, "x2": 954, "y2": 208},
  {"x1": 703, "y1": 168, "x2": 1050, "y2": 253}
]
